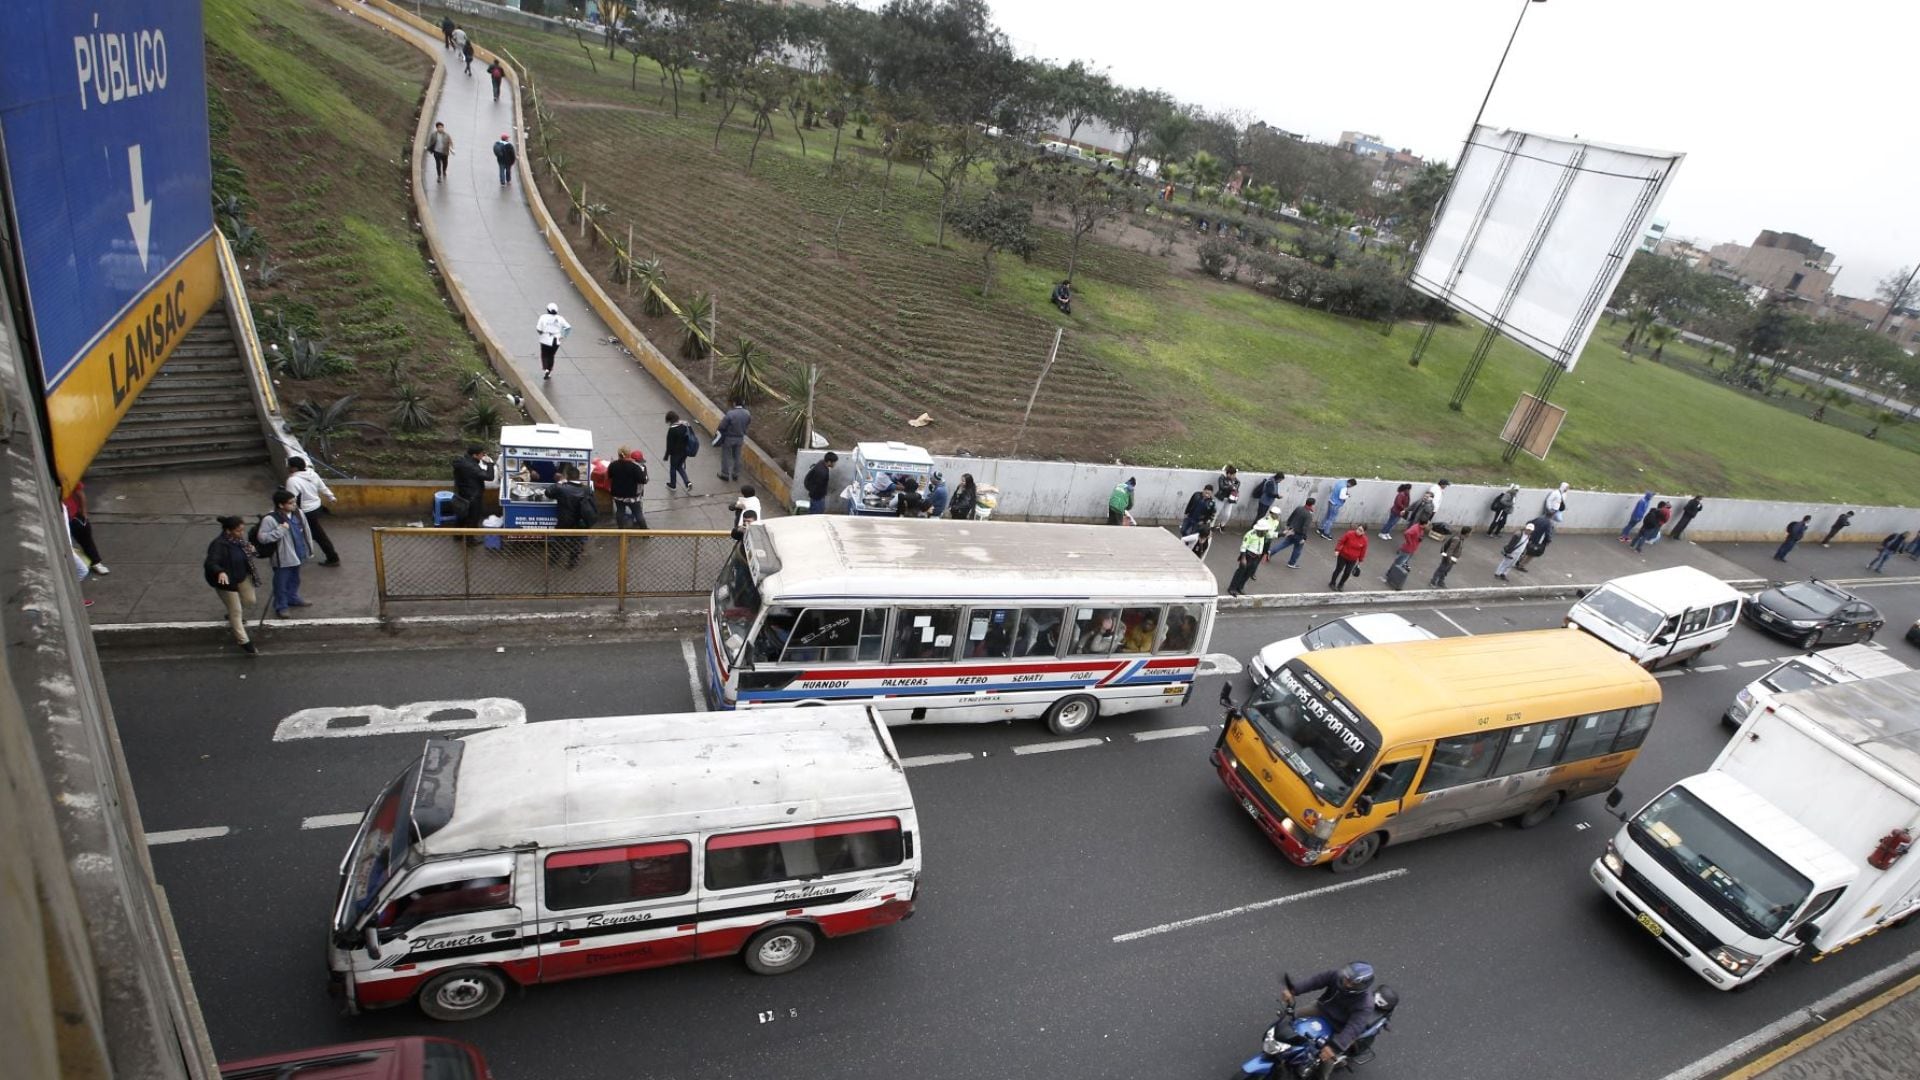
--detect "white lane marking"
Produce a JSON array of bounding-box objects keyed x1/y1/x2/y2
[
  {"x1": 1654, "y1": 670, "x2": 1688, "y2": 680},
  {"x1": 146, "y1": 826, "x2": 230, "y2": 846},
  {"x1": 902, "y1": 753, "x2": 975, "y2": 768},
  {"x1": 1113, "y1": 868, "x2": 1410, "y2": 943},
  {"x1": 1198, "y1": 652, "x2": 1244, "y2": 676},
  {"x1": 1738, "y1": 659, "x2": 1776, "y2": 668},
  {"x1": 1133, "y1": 725, "x2": 1213, "y2": 743},
  {"x1": 1012, "y1": 737, "x2": 1105, "y2": 755},
  {"x1": 302, "y1": 813, "x2": 364, "y2": 830},
  {"x1": 1430, "y1": 609, "x2": 1474, "y2": 637},
  {"x1": 1692, "y1": 664, "x2": 1727, "y2": 673},
  {"x1": 1655, "y1": 949, "x2": 1920, "y2": 1080},
  {"x1": 274, "y1": 698, "x2": 526, "y2": 741},
  {"x1": 1869, "y1": 641, "x2": 1889, "y2": 651},
  {"x1": 680, "y1": 640, "x2": 709, "y2": 713}
]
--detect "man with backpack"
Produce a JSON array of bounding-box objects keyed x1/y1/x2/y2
[
  {"x1": 487, "y1": 59, "x2": 508, "y2": 102},
  {"x1": 255, "y1": 489, "x2": 313, "y2": 618},
  {"x1": 1486, "y1": 484, "x2": 1518, "y2": 536},
  {"x1": 492, "y1": 133, "x2": 518, "y2": 186},
  {"x1": 606, "y1": 448, "x2": 648, "y2": 529},
  {"x1": 545, "y1": 464, "x2": 596, "y2": 567},
  {"x1": 664, "y1": 410, "x2": 697, "y2": 492}
]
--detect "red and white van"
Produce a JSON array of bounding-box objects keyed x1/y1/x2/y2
[{"x1": 328, "y1": 706, "x2": 920, "y2": 1020}]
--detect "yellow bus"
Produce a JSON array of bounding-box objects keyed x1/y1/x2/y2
[{"x1": 1212, "y1": 628, "x2": 1661, "y2": 872}]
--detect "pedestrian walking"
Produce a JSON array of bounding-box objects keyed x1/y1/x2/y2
[
  {"x1": 1213, "y1": 466, "x2": 1241, "y2": 527},
  {"x1": 451, "y1": 443, "x2": 495, "y2": 531},
  {"x1": 1405, "y1": 491, "x2": 1437, "y2": 531},
  {"x1": 1619, "y1": 491, "x2": 1654, "y2": 542},
  {"x1": 1907, "y1": 530, "x2": 1920, "y2": 560},
  {"x1": 1429, "y1": 525, "x2": 1471, "y2": 588},
  {"x1": 716, "y1": 396, "x2": 752, "y2": 482},
  {"x1": 950, "y1": 474, "x2": 978, "y2": 520},
  {"x1": 204, "y1": 515, "x2": 259, "y2": 655},
  {"x1": 1544, "y1": 481, "x2": 1570, "y2": 523},
  {"x1": 1870, "y1": 532, "x2": 1907, "y2": 573},
  {"x1": 1495, "y1": 524, "x2": 1534, "y2": 580},
  {"x1": 1253, "y1": 471, "x2": 1285, "y2": 523},
  {"x1": 285, "y1": 456, "x2": 340, "y2": 566},
  {"x1": 1513, "y1": 514, "x2": 1554, "y2": 573},
  {"x1": 1486, "y1": 483, "x2": 1518, "y2": 536},
  {"x1": 1181, "y1": 500, "x2": 1220, "y2": 559},
  {"x1": 450, "y1": 25, "x2": 467, "y2": 55},
  {"x1": 492, "y1": 133, "x2": 517, "y2": 186},
  {"x1": 1631, "y1": 501, "x2": 1671, "y2": 553},
  {"x1": 1773, "y1": 515, "x2": 1812, "y2": 562},
  {"x1": 1329, "y1": 523, "x2": 1368, "y2": 591},
  {"x1": 1226, "y1": 514, "x2": 1279, "y2": 596},
  {"x1": 1669, "y1": 495, "x2": 1704, "y2": 540},
  {"x1": 425, "y1": 122, "x2": 454, "y2": 182},
  {"x1": 1820, "y1": 511, "x2": 1854, "y2": 547},
  {"x1": 1380, "y1": 483, "x2": 1412, "y2": 540},
  {"x1": 461, "y1": 37, "x2": 475, "y2": 76},
  {"x1": 1271, "y1": 498, "x2": 1316, "y2": 569},
  {"x1": 1387, "y1": 521, "x2": 1426, "y2": 581},
  {"x1": 1107, "y1": 476, "x2": 1136, "y2": 525},
  {"x1": 441, "y1": 14, "x2": 455, "y2": 48},
  {"x1": 1180, "y1": 485, "x2": 1217, "y2": 538},
  {"x1": 257, "y1": 488, "x2": 313, "y2": 617},
  {"x1": 487, "y1": 59, "x2": 508, "y2": 101},
  {"x1": 63, "y1": 481, "x2": 110, "y2": 577},
  {"x1": 535, "y1": 302, "x2": 571, "y2": 380},
  {"x1": 663, "y1": 411, "x2": 695, "y2": 492},
  {"x1": 606, "y1": 447, "x2": 648, "y2": 529},
  {"x1": 804, "y1": 452, "x2": 838, "y2": 514},
  {"x1": 1318, "y1": 478, "x2": 1355, "y2": 538}
]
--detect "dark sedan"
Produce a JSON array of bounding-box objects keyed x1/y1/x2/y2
[{"x1": 1742, "y1": 579, "x2": 1883, "y2": 648}]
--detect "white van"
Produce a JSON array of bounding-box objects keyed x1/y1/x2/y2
[
  {"x1": 328, "y1": 706, "x2": 920, "y2": 1021},
  {"x1": 1567, "y1": 566, "x2": 1742, "y2": 669},
  {"x1": 1721, "y1": 643, "x2": 1910, "y2": 728}
]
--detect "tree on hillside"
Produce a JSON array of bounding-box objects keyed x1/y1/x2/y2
[
  {"x1": 1105, "y1": 86, "x2": 1171, "y2": 171},
  {"x1": 949, "y1": 191, "x2": 1035, "y2": 298},
  {"x1": 1875, "y1": 265, "x2": 1920, "y2": 332},
  {"x1": 1734, "y1": 298, "x2": 1791, "y2": 384},
  {"x1": 741, "y1": 61, "x2": 791, "y2": 172},
  {"x1": 1397, "y1": 161, "x2": 1452, "y2": 251},
  {"x1": 923, "y1": 124, "x2": 993, "y2": 246},
  {"x1": 640, "y1": 16, "x2": 698, "y2": 116},
  {"x1": 1186, "y1": 150, "x2": 1224, "y2": 190},
  {"x1": 1042, "y1": 60, "x2": 1115, "y2": 146},
  {"x1": 1026, "y1": 161, "x2": 1128, "y2": 282},
  {"x1": 1146, "y1": 107, "x2": 1196, "y2": 170},
  {"x1": 1644, "y1": 323, "x2": 1677, "y2": 363}
]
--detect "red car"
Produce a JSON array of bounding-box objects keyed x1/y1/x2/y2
[{"x1": 220, "y1": 1037, "x2": 492, "y2": 1080}]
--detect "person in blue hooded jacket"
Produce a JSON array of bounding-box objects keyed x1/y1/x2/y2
[{"x1": 1619, "y1": 490, "x2": 1654, "y2": 542}]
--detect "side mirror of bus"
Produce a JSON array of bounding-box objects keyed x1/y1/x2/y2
[{"x1": 363, "y1": 925, "x2": 384, "y2": 961}]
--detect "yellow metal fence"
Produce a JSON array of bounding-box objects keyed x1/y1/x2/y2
[{"x1": 371, "y1": 527, "x2": 732, "y2": 616}]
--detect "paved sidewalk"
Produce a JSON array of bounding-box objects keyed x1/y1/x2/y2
[{"x1": 1738, "y1": 970, "x2": 1920, "y2": 1079}]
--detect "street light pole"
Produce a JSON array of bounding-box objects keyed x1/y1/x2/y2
[{"x1": 1470, "y1": 0, "x2": 1547, "y2": 141}]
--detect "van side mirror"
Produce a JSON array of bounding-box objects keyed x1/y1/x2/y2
[
  {"x1": 1793, "y1": 922, "x2": 1819, "y2": 946},
  {"x1": 1351, "y1": 796, "x2": 1375, "y2": 817}
]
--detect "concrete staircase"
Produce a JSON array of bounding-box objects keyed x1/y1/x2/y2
[{"x1": 93, "y1": 308, "x2": 270, "y2": 474}]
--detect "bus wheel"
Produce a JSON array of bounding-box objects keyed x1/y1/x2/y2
[
  {"x1": 418, "y1": 967, "x2": 507, "y2": 1021},
  {"x1": 1328, "y1": 833, "x2": 1383, "y2": 873},
  {"x1": 744, "y1": 923, "x2": 817, "y2": 975},
  {"x1": 1044, "y1": 694, "x2": 1099, "y2": 736},
  {"x1": 1514, "y1": 792, "x2": 1565, "y2": 829}
]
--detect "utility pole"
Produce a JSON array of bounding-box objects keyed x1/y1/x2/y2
[{"x1": 1875, "y1": 263, "x2": 1918, "y2": 334}]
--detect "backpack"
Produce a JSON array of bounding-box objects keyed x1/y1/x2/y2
[
  {"x1": 248, "y1": 516, "x2": 280, "y2": 559},
  {"x1": 683, "y1": 424, "x2": 700, "y2": 458},
  {"x1": 1491, "y1": 490, "x2": 1513, "y2": 512}
]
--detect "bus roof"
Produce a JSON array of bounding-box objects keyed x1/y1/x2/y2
[
  {"x1": 746, "y1": 516, "x2": 1218, "y2": 602},
  {"x1": 414, "y1": 706, "x2": 912, "y2": 856},
  {"x1": 1298, "y1": 628, "x2": 1660, "y2": 745}
]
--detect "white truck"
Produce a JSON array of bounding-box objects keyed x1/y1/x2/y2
[
  {"x1": 1722, "y1": 643, "x2": 1911, "y2": 728},
  {"x1": 1593, "y1": 669, "x2": 1920, "y2": 989}
]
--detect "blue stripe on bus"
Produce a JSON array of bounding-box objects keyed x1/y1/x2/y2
[{"x1": 735, "y1": 676, "x2": 1192, "y2": 704}]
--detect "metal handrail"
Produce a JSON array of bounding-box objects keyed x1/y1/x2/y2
[
  {"x1": 214, "y1": 230, "x2": 279, "y2": 415},
  {"x1": 371, "y1": 526, "x2": 730, "y2": 617}
]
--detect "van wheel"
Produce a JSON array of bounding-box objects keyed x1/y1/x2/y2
[
  {"x1": 1044, "y1": 694, "x2": 1099, "y2": 736},
  {"x1": 1328, "y1": 832, "x2": 1383, "y2": 873},
  {"x1": 418, "y1": 967, "x2": 507, "y2": 1021},
  {"x1": 1514, "y1": 792, "x2": 1565, "y2": 829},
  {"x1": 743, "y1": 924, "x2": 817, "y2": 975}
]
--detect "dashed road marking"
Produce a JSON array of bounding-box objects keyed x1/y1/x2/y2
[
  {"x1": 147, "y1": 826, "x2": 230, "y2": 846},
  {"x1": 901, "y1": 752, "x2": 975, "y2": 768},
  {"x1": 1012, "y1": 737, "x2": 1105, "y2": 756},
  {"x1": 1693, "y1": 664, "x2": 1727, "y2": 672},
  {"x1": 1738, "y1": 659, "x2": 1776, "y2": 668},
  {"x1": 1430, "y1": 609, "x2": 1474, "y2": 637},
  {"x1": 274, "y1": 698, "x2": 525, "y2": 741},
  {"x1": 302, "y1": 813, "x2": 364, "y2": 830},
  {"x1": 1133, "y1": 725, "x2": 1213, "y2": 743},
  {"x1": 1113, "y1": 868, "x2": 1410, "y2": 943},
  {"x1": 1654, "y1": 670, "x2": 1687, "y2": 680},
  {"x1": 680, "y1": 640, "x2": 709, "y2": 712}
]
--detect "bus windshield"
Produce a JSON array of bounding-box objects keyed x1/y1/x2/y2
[
  {"x1": 1630, "y1": 786, "x2": 1812, "y2": 938},
  {"x1": 337, "y1": 766, "x2": 415, "y2": 933},
  {"x1": 1243, "y1": 664, "x2": 1379, "y2": 806},
  {"x1": 713, "y1": 547, "x2": 763, "y2": 666}
]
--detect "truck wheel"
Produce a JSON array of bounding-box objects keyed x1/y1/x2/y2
[
  {"x1": 1328, "y1": 832, "x2": 1383, "y2": 873},
  {"x1": 1515, "y1": 792, "x2": 1565, "y2": 829},
  {"x1": 1044, "y1": 694, "x2": 1099, "y2": 736},
  {"x1": 743, "y1": 924, "x2": 817, "y2": 975},
  {"x1": 418, "y1": 967, "x2": 507, "y2": 1021}
]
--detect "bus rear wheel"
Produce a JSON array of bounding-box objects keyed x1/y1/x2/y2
[
  {"x1": 1514, "y1": 792, "x2": 1565, "y2": 829},
  {"x1": 417, "y1": 967, "x2": 507, "y2": 1022},
  {"x1": 1328, "y1": 832, "x2": 1383, "y2": 873},
  {"x1": 1044, "y1": 694, "x2": 1100, "y2": 736},
  {"x1": 743, "y1": 923, "x2": 817, "y2": 975}
]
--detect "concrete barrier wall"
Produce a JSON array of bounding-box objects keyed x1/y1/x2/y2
[{"x1": 793, "y1": 450, "x2": 1920, "y2": 543}]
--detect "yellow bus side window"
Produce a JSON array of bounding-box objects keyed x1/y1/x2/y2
[
  {"x1": 1611, "y1": 704, "x2": 1658, "y2": 753},
  {"x1": 1418, "y1": 731, "x2": 1502, "y2": 792},
  {"x1": 1561, "y1": 709, "x2": 1627, "y2": 761},
  {"x1": 1494, "y1": 719, "x2": 1573, "y2": 777}
]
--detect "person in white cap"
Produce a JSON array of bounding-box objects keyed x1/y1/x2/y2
[{"x1": 536, "y1": 303, "x2": 571, "y2": 380}]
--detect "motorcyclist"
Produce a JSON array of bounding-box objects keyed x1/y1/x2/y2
[{"x1": 1282, "y1": 962, "x2": 1379, "y2": 1078}]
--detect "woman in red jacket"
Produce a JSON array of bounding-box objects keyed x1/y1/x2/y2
[
  {"x1": 1330, "y1": 524, "x2": 1368, "y2": 591},
  {"x1": 1379, "y1": 483, "x2": 1412, "y2": 540}
]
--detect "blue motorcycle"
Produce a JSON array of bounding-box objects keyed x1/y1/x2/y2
[{"x1": 1228, "y1": 976, "x2": 1398, "y2": 1079}]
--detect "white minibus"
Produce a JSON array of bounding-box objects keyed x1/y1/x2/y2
[{"x1": 1567, "y1": 566, "x2": 1742, "y2": 669}]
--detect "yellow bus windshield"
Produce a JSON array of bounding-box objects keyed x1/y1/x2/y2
[{"x1": 1240, "y1": 664, "x2": 1381, "y2": 807}]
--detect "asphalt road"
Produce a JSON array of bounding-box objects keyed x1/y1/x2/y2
[{"x1": 107, "y1": 581, "x2": 1920, "y2": 1080}]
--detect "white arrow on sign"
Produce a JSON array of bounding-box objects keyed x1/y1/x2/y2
[{"x1": 126, "y1": 144, "x2": 153, "y2": 272}]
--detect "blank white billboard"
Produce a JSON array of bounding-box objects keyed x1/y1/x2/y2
[{"x1": 1410, "y1": 127, "x2": 1682, "y2": 371}]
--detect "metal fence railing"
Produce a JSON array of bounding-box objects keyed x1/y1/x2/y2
[{"x1": 372, "y1": 528, "x2": 732, "y2": 616}]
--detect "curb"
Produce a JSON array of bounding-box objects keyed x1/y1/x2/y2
[
  {"x1": 89, "y1": 607, "x2": 707, "y2": 650},
  {"x1": 1715, "y1": 969, "x2": 1920, "y2": 1079}
]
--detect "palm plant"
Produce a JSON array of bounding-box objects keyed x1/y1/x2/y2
[
  {"x1": 462, "y1": 401, "x2": 504, "y2": 438},
  {"x1": 1645, "y1": 323, "x2": 1678, "y2": 363},
  {"x1": 775, "y1": 362, "x2": 821, "y2": 449},
  {"x1": 292, "y1": 396, "x2": 383, "y2": 463},
  {"x1": 389, "y1": 385, "x2": 435, "y2": 433},
  {"x1": 458, "y1": 370, "x2": 489, "y2": 398},
  {"x1": 273, "y1": 330, "x2": 333, "y2": 380},
  {"x1": 677, "y1": 292, "x2": 714, "y2": 361},
  {"x1": 631, "y1": 256, "x2": 669, "y2": 317},
  {"x1": 1186, "y1": 150, "x2": 1224, "y2": 190},
  {"x1": 725, "y1": 336, "x2": 768, "y2": 405}
]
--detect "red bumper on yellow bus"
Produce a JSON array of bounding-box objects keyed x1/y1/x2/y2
[{"x1": 1211, "y1": 745, "x2": 1327, "y2": 868}]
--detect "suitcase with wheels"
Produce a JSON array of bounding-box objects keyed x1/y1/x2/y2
[{"x1": 1385, "y1": 562, "x2": 1410, "y2": 591}]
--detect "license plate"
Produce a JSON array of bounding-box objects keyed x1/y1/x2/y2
[
  {"x1": 1240, "y1": 797, "x2": 1260, "y2": 820},
  {"x1": 1636, "y1": 912, "x2": 1664, "y2": 937}
]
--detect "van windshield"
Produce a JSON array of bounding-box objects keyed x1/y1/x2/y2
[
  {"x1": 1580, "y1": 587, "x2": 1665, "y2": 639},
  {"x1": 1629, "y1": 786, "x2": 1812, "y2": 938},
  {"x1": 1243, "y1": 663, "x2": 1380, "y2": 807},
  {"x1": 712, "y1": 547, "x2": 763, "y2": 666},
  {"x1": 337, "y1": 767, "x2": 415, "y2": 933}
]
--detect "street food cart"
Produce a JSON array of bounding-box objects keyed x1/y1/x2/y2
[
  {"x1": 498, "y1": 423, "x2": 594, "y2": 529},
  {"x1": 847, "y1": 441, "x2": 936, "y2": 516}
]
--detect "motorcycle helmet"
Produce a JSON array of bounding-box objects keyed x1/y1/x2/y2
[{"x1": 1336, "y1": 962, "x2": 1375, "y2": 993}]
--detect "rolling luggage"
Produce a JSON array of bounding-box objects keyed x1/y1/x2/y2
[{"x1": 1385, "y1": 562, "x2": 1410, "y2": 591}]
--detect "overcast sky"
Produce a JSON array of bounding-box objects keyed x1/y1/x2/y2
[{"x1": 986, "y1": 0, "x2": 1917, "y2": 298}]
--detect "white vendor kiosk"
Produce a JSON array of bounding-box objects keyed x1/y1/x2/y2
[
  {"x1": 498, "y1": 424, "x2": 594, "y2": 530},
  {"x1": 847, "y1": 441, "x2": 936, "y2": 516}
]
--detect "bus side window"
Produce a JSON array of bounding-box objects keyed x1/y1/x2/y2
[
  {"x1": 1417, "y1": 731, "x2": 1502, "y2": 792},
  {"x1": 966, "y1": 608, "x2": 1019, "y2": 658},
  {"x1": 1016, "y1": 609, "x2": 1065, "y2": 657},
  {"x1": 858, "y1": 607, "x2": 888, "y2": 661},
  {"x1": 891, "y1": 608, "x2": 959, "y2": 662},
  {"x1": 1160, "y1": 605, "x2": 1201, "y2": 653},
  {"x1": 1493, "y1": 718, "x2": 1573, "y2": 777},
  {"x1": 753, "y1": 607, "x2": 802, "y2": 664},
  {"x1": 1611, "y1": 704, "x2": 1658, "y2": 753},
  {"x1": 1560, "y1": 709, "x2": 1627, "y2": 761},
  {"x1": 1365, "y1": 758, "x2": 1421, "y2": 802},
  {"x1": 1118, "y1": 607, "x2": 1162, "y2": 653},
  {"x1": 1069, "y1": 607, "x2": 1121, "y2": 655},
  {"x1": 784, "y1": 608, "x2": 864, "y2": 663},
  {"x1": 1710, "y1": 600, "x2": 1738, "y2": 627}
]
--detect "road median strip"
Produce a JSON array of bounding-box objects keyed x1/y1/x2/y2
[{"x1": 1112, "y1": 868, "x2": 1411, "y2": 943}]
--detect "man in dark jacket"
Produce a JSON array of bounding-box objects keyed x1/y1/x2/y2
[
  {"x1": 492, "y1": 134, "x2": 517, "y2": 186},
  {"x1": 1284, "y1": 963, "x2": 1382, "y2": 1078},
  {"x1": 1669, "y1": 495, "x2": 1704, "y2": 540},
  {"x1": 1180, "y1": 484, "x2": 1216, "y2": 538},
  {"x1": 1512, "y1": 514, "x2": 1555, "y2": 573},
  {"x1": 606, "y1": 447, "x2": 647, "y2": 529},
  {"x1": 545, "y1": 464, "x2": 595, "y2": 567},
  {"x1": 664, "y1": 411, "x2": 694, "y2": 492},
  {"x1": 1269, "y1": 498, "x2": 1317, "y2": 569},
  {"x1": 204, "y1": 515, "x2": 259, "y2": 655},
  {"x1": 803, "y1": 452, "x2": 838, "y2": 514},
  {"x1": 1774, "y1": 515, "x2": 1812, "y2": 562},
  {"x1": 1821, "y1": 510, "x2": 1854, "y2": 547},
  {"x1": 1429, "y1": 524, "x2": 1470, "y2": 587},
  {"x1": 451, "y1": 444, "x2": 495, "y2": 531},
  {"x1": 717, "y1": 396, "x2": 752, "y2": 482}
]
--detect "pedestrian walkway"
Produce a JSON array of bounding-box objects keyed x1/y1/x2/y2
[
  {"x1": 1726, "y1": 968, "x2": 1920, "y2": 1080},
  {"x1": 398, "y1": 7, "x2": 748, "y2": 530}
]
